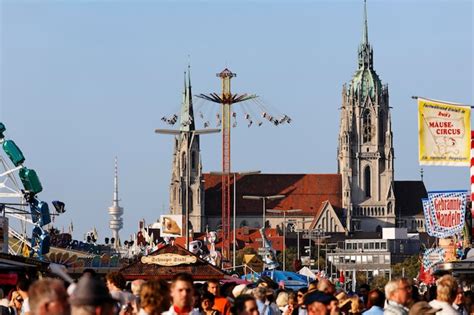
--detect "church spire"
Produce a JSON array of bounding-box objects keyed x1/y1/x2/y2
[
  {"x1": 179, "y1": 65, "x2": 195, "y2": 132},
  {"x1": 358, "y1": 0, "x2": 373, "y2": 69},
  {"x1": 363, "y1": 0, "x2": 369, "y2": 45}
]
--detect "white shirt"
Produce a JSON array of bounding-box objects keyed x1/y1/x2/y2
[{"x1": 429, "y1": 300, "x2": 459, "y2": 315}]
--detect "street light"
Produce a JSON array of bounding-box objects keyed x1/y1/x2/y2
[
  {"x1": 242, "y1": 194, "x2": 285, "y2": 229},
  {"x1": 266, "y1": 209, "x2": 302, "y2": 271},
  {"x1": 155, "y1": 128, "x2": 220, "y2": 250},
  {"x1": 210, "y1": 170, "x2": 261, "y2": 270}
]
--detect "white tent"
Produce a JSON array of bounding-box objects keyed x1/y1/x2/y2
[{"x1": 298, "y1": 266, "x2": 317, "y2": 279}]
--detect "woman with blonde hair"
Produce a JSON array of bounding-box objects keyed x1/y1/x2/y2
[{"x1": 139, "y1": 280, "x2": 170, "y2": 315}]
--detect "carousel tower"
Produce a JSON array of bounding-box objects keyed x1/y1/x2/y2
[{"x1": 108, "y1": 157, "x2": 124, "y2": 248}]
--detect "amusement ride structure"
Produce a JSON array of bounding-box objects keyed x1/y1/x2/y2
[
  {"x1": 159, "y1": 67, "x2": 291, "y2": 261},
  {"x1": 0, "y1": 122, "x2": 66, "y2": 259}
]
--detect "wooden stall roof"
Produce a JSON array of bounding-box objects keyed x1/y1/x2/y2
[{"x1": 120, "y1": 244, "x2": 226, "y2": 281}]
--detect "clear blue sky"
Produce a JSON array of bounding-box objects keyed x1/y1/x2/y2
[{"x1": 0, "y1": 0, "x2": 472, "y2": 241}]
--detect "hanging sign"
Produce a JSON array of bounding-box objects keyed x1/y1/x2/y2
[
  {"x1": 418, "y1": 98, "x2": 470, "y2": 166},
  {"x1": 423, "y1": 248, "x2": 445, "y2": 270},
  {"x1": 141, "y1": 253, "x2": 197, "y2": 266},
  {"x1": 160, "y1": 215, "x2": 184, "y2": 237},
  {"x1": 422, "y1": 191, "x2": 467, "y2": 238}
]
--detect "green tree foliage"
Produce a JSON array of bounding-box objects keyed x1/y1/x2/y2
[
  {"x1": 276, "y1": 247, "x2": 298, "y2": 271},
  {"x1": 391, "y1": 255, "x2": 420, "y2": 280}
]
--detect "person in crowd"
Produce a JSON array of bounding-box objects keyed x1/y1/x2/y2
[
  {"x1": 452, "y1": 286, "x2": 468, "y2": 315},
  {"x1": 138, "y1": 280, "x2": 170, "y2": 315},
  {"x1": 130, "y1": 279, "x2": 145, "y2": 315},
  {"x1": 303, "y1": 290, "x2": 333, "y2": 315},
  {"x1": 231, "y1": 295, "x2": 258, "y2": 315},
  {"x1": 349, "y1": 295, "x2": 364, "y2": 315},
  {"x1": 253, "y1": 287, "x2": 280, "y2": 315},
  {"x1": 308, "y1": 281, "x2": 318, "y2": 292},
  {"x1": 0, "y1": 289, "x2": 10, "y2": 308},
  {"x1": 275, "y1": 291, "x2": 288, "y2": 313},
  {"x1": 201, "y1": 292, "x2": 220, "y2": 315},
  {"x1": 69, "y1": 275, "x2": 117, "y2": 315},
  {"x1": 363, "y1": 289, "x2": 385, "y2": 315},
  {"x1": 317, "y1": 280, "x2": 335, "y2": 296},
  {"x1": 358, "y1": 284, "x2": 370, "y2": 308},
  {"x1": 206, "y1": 280, "x2": 230, "y2": 315},
  {"x1": 163, "y1": 273, "x2": 200, "y2": 315},
  {"x1": 105, "y1": 272, "x2": 133, "y2": 309},
  {"x1": 292, "y1": 288, "x2": 308, "y2": 315},
  {"x1": 283, "y1": 292, "x2": 297, "y2": 315},
  {"x1": 463, "y1": 291, "x2": 473, "y2": 314},
  {"x1": 407, "y1": 301, "x2": 439, "y2": 315},
  {"x1": 16, "y1": 278, "x2": 31, "y2": 315},
  {"x1": 28, "y1": 278, "x2": 69, "y2": 315},
  {"x1": 9, "y1": 292, "x2": 23, "y2": 315},
  {"x1": 428, "y1": 275, "x2": 459, "y2": 315},
  {"x1": 384, "y1": 278, "x2": 411, "y2": 315}
]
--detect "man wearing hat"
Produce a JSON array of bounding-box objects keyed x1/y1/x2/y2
[
  {"x1": 69, "y1": 275, "x2": 117, "y2": 315},
  {"x1": 303, "y1": 291, "x2": 335, "y2": 315}
]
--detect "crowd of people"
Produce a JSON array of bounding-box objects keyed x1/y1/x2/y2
[{"x1": 0, "y1": 271, "x2": 472, "y2": 315}]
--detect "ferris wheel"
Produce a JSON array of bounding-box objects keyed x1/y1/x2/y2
[{"x1": 0, "y1": 122, "x2": 65, "y2": 259}]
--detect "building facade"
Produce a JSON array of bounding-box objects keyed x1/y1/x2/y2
[
  {"x1": 169, "y1": 70, "x2": 204, "y2": 233},
  {"x1": 167, "y1": 3, "x2": 427, "y2": 236}
]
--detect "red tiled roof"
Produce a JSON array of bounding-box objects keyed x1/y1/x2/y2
[{"x1": 204, "y1": 173, "x2": 342, "y2": 217}]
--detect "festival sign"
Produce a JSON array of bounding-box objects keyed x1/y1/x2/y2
[
  {"x1": 418, "y1": 98, "x2": 470, "y2": 166},
  {"x1": 141, "y1": 253, "x2": 197, "y2": 266},
  {"x1": 422, "y1": 199, "x2": 438, "y2": 238},
  {"x1": 159, "y1": 215, "x2": 184, "y2": 237},
  {"x1": 423, "y1": 248, "x2": 445, "y2": 270},
  {"x1": 426, "y1": 190, "x2": 467, "y2": 238}
]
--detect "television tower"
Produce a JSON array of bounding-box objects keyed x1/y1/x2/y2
[{"x1": 108, "y1": 157, "x2": 123, "y2": 248}]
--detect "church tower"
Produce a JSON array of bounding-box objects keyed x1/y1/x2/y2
[
  {"x1": 169, "y1": 68, "x2": 204, "y2": 233},
  {"x1": 337, "y1": 1, "x2": 395, "y2": 232}
]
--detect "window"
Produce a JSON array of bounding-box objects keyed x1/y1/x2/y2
[
  {"x1": 373, "y1": 255, "x2": 379, "y2": 264},
  {"x1": 381, "y1": 242, "x2": 387, "y2": 250},
  {"x1": 369, "y1": 242, "x2": 374, "y2": 250},
  {"x1": 363, "y1": 110, "x2": 372, "y2": 143},
  {"x1": 364, "y1": 166, "x2": 371, "y2": 197},
  {"x1": 181, "y1": 152, "x2": 186, "y2": 175},
  {"x1": 358, "y1": 243, "x2": 363, "y2": 249},
  {"x1": 375, "y1": 242, "x2": 380, "y2": 250},
  {"x1": 191, "y1": 151, "x2": 197, "y2": 170},
  {"x1": 362, "y1": 256, "x2": 367, "y2": 263}
]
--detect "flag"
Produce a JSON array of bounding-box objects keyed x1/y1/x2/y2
[{"x1": 418, "y1": 98, "x2": 471, "y2": 166}]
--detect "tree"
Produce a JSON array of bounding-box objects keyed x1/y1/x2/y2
[
  {"x1": 391, "y1": 255, "x2": 420, "y2": 280},
  {"x1": 276, "y1": 247, "x2": 298, "y2": 271}
]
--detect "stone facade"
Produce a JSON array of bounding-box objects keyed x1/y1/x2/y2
[
  {"x1": 337, "y1": 3, "x2": 396, "y2": 232},
  {"x1": 169, "y1": 71, "x2": 204, "y2": 233}
]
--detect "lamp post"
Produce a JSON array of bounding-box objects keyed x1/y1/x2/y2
[
  {"x1": 210, "y1": 170, "x2": 261, "y2": 270},
  {"x1": 266, "y1": 209, "x2": 302, "y2": 271},
  {"x1": 242, "y1": 194, "x2": 285, "y2": 229},
  {"x1": 155, "y1": 128, "x2": 220, "y2": 250}
]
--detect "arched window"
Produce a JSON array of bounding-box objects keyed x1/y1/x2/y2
[
  {"x1": 197, "y1": 188, "x2": 201, "y2": 205},
  {"x1": 364, "y1": 166, "x2": 371, "y2": 197},
  {"x1": 191, "y1": 151, "x2": 197, "y2": 170},
  {"x1": 363, "y1": 110, "x2": 372, "y2": 143}
]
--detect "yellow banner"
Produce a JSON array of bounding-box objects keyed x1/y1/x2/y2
[{"x1": 418, "y1": 98, "x2": 471, "y2": 166}]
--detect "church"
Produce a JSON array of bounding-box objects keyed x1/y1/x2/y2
[{"x1": 167, "y1": 2, "x2": 427, "y2": 236}]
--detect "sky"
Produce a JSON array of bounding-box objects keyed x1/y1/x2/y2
[{"x1": 0, "y1": 0, "x2": 472, "y2": 242}]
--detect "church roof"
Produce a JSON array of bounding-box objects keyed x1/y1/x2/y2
[
  {"x1": 203, "y1": 173, "x2": 342, "y2": 217},
  {"x1": 394, "y1": 180, "x2": 428, "y2": 216}
]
